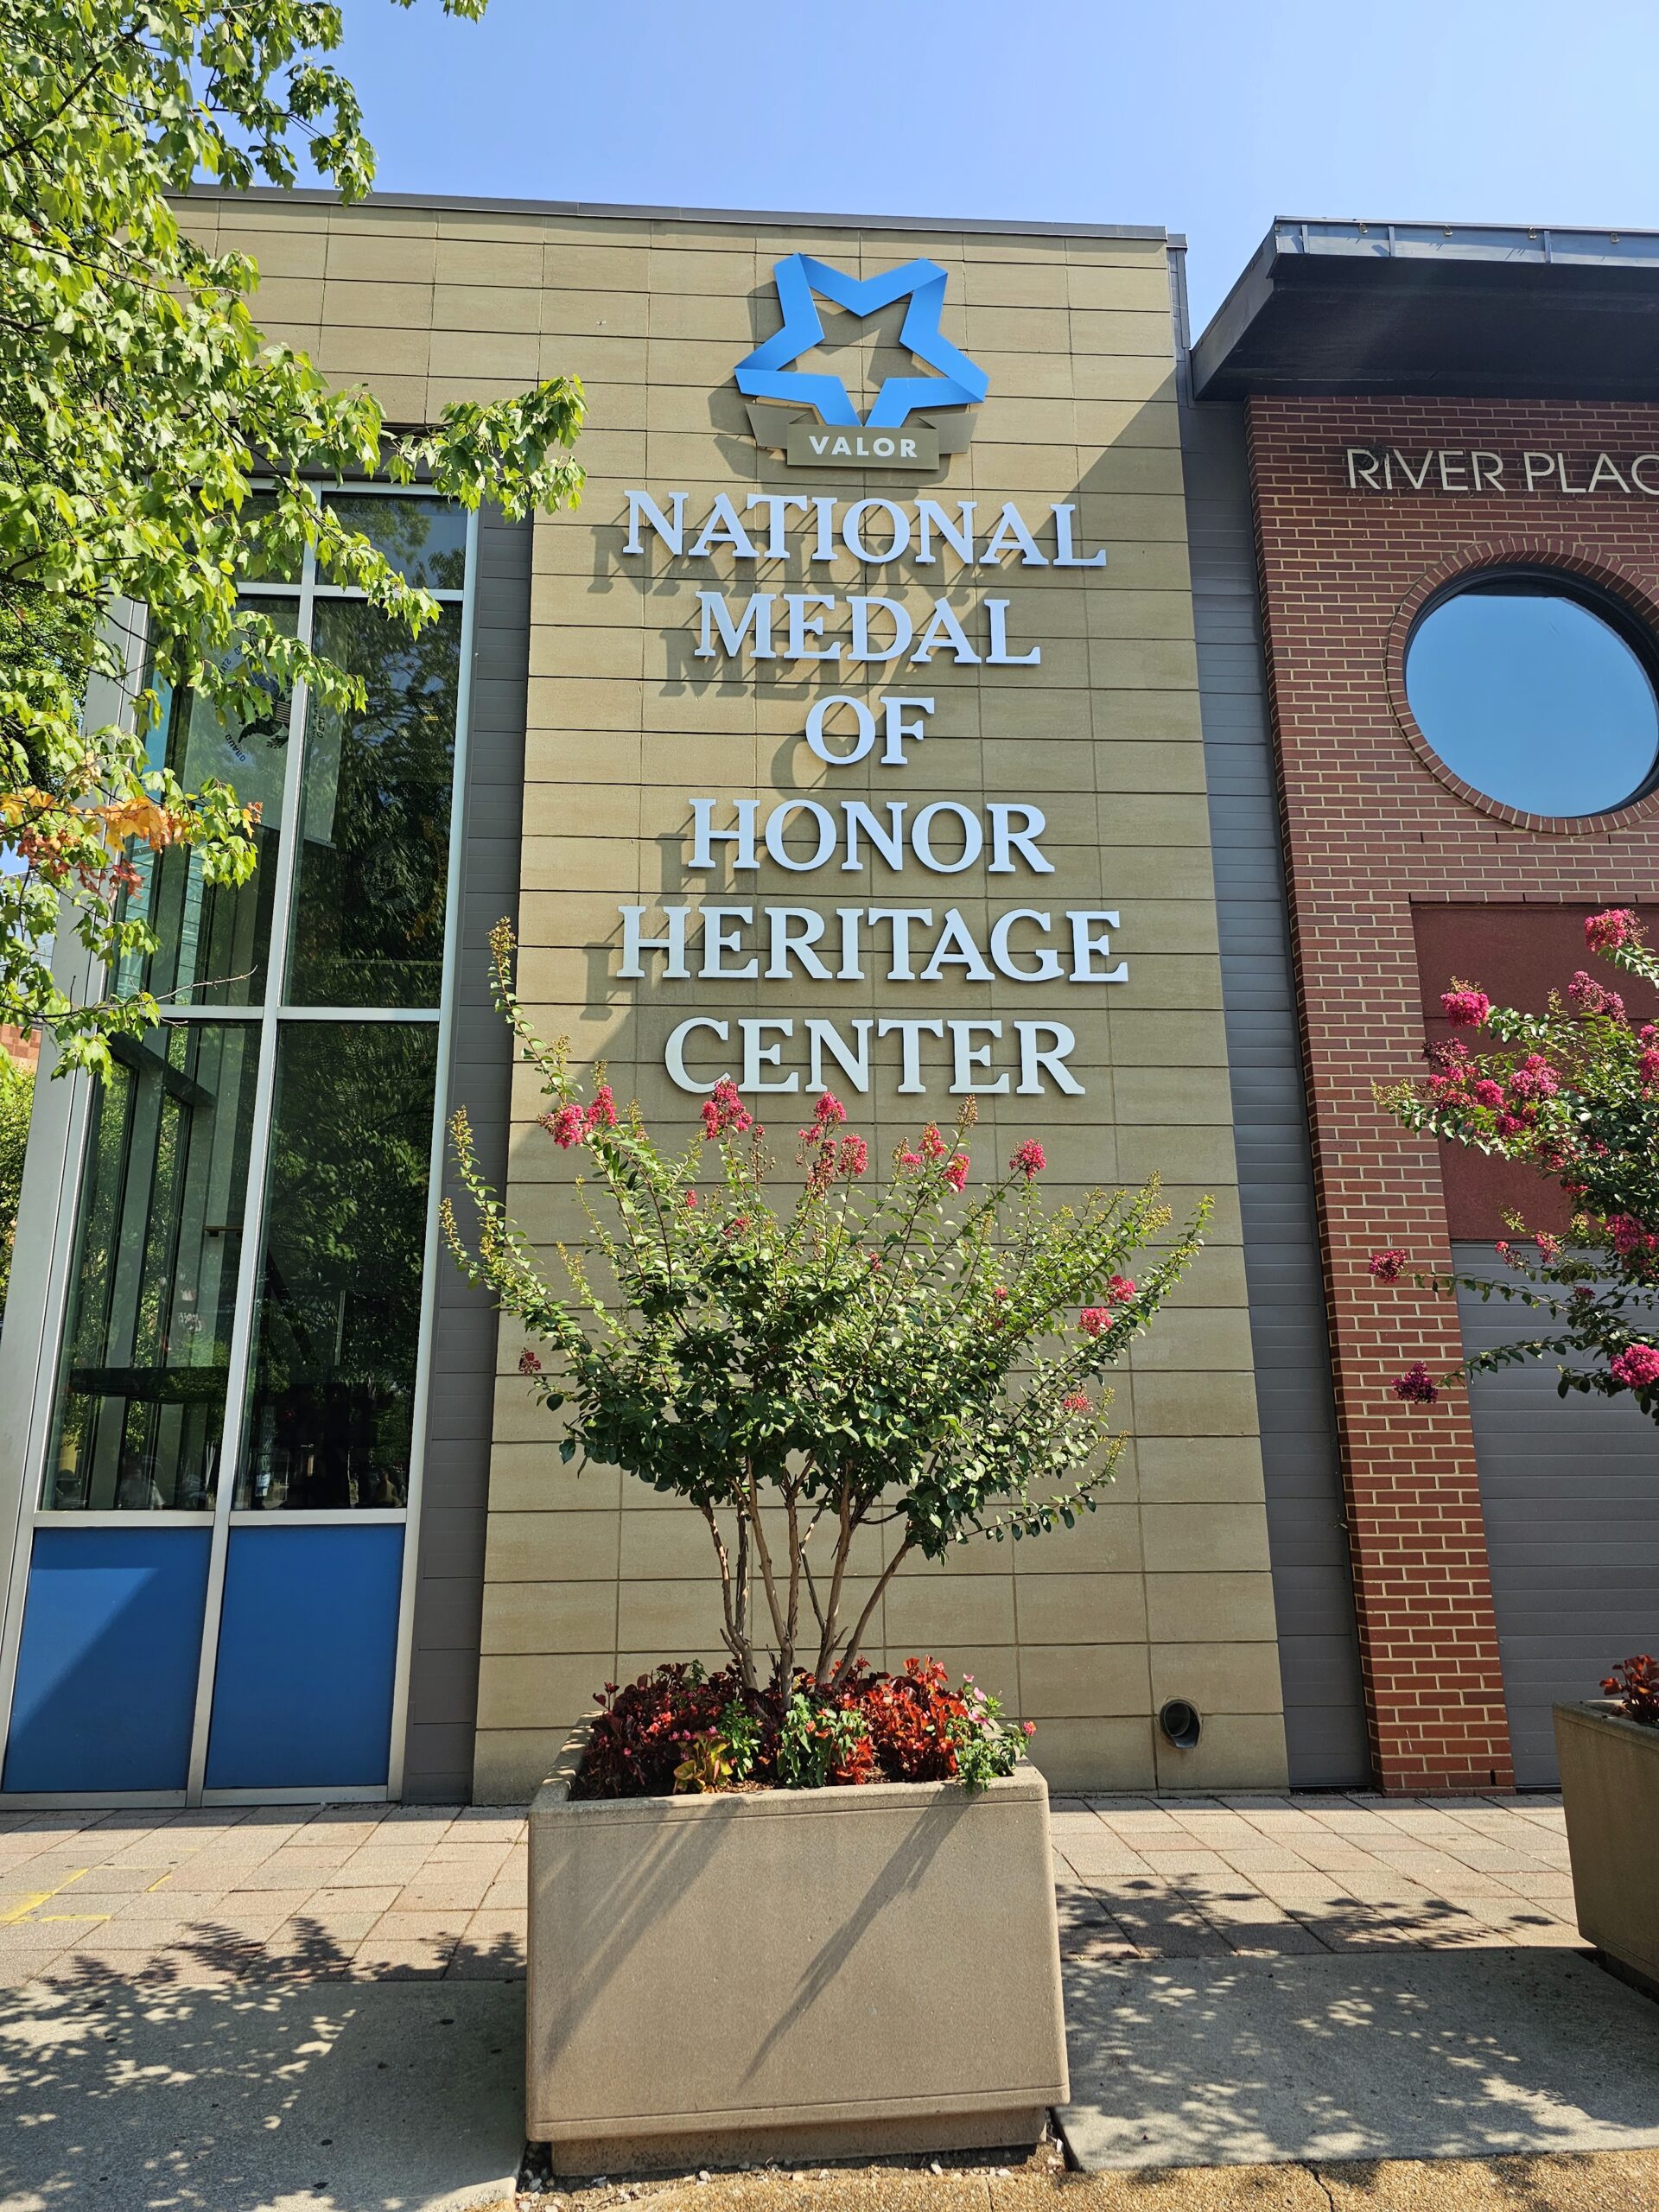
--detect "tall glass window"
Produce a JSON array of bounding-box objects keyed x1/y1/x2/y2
[
  {"x1": 288, "y1": 601, "x2": 461, "y2": 1007},
  {"x1": 113, "y1": 608, "x2": 296, "y2": 1008},
  {"x1": 48, "y1": 1024, "x2": 258, "y2": 1510},
  {"x1": 238, "y1": 1023, "x2": 440, "y2": 1509},
  {"x1": 41, "y1": 489, "x2": 472, "y2": 1516}
]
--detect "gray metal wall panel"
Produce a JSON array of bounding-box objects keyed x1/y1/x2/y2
[
  {"x1": 1179, "y1": 388, "x2": 1372, "y2": 1787},
  {"x1": 1453, "y1": 1241, "x2": 1659, "y2": 1788},
  {"x1": 401, "y1": 512, "x2": 530, "y2": 1803}
]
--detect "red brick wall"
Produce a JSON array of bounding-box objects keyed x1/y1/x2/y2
[{"x1": 1247, "y1": 396, "x2": 1659, "y2": 1793}]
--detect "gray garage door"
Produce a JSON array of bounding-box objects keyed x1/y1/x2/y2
[{"x1": 1455, "y1": 1243, "x2": 1659, "y2": 1787}]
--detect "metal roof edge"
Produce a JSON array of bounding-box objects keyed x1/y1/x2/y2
[
  {"x1": 177, "y1": 185, "x2": 1173, "y2": 244},
  {"x1": 1270, "y1": 213, "x2": 1659, "y2": 252},
  {"x1": 179, "y1": 184, "x2": 1167, "y2": 243},
  {"x1": 1190, "y1": 227, "x2": 1281, "y2": 398},
  {"x1": 1192, "y1": 215, "x2": 1659, "y2": 402}
]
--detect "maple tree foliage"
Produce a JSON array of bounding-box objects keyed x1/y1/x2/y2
[{"x1": 2, "y1": 1, "x2": 584, "y2": 1072}]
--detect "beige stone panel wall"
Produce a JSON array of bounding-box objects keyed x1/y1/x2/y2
[{"x1": 193, "y1": 194, "x2": 1287, "y2": 1802}]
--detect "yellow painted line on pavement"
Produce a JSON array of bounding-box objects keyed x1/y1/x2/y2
[
  {"x1": 0, "y1": 1866, "x2": 101, "y2": 1927},
  {"x1": 0, "y1": 1893, "x2": 58, "y2": 1925}
]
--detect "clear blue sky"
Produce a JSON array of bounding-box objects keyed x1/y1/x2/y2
[{"x1": 334, "y1": 0, "x2": 1659, "y2": 329}]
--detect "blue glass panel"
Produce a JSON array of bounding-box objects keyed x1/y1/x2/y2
[
  {"x1": 205, "y1": 1523, "x2": 404, "y2": 1789},
  {"x1": 1405, "y1": 587, "x2": 1659, "y2": 817},
  {"x1": 4, "y1": 1529, "x2": 209, "y2": 1792}
]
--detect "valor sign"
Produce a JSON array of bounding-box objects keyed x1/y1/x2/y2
[
  {"x1": 737, "y1": 253, "x2": 987, "y2": 465},
  {"x1": 785, "y1": 422, "x2": 939, "y2": 469}
]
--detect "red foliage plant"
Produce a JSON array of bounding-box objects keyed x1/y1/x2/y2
[
  {"x1": 572, "y1": 1656, "x2": 1033, "y2": 1799},
  {"x1": 1600, "y1": 1653, "x2": 1659, "y2": 1727}
]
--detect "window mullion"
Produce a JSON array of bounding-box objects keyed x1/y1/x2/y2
[
  {"x1": 386, "y1": 505, "x2": 480, "y2": 1797},
  {"x1": 182, "y1": 541, "x2": 317, "y2": 1801}
]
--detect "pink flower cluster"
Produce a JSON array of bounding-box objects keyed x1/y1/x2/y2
[
  {"x1": 1607, "y1": 1214, "x2": 1659, "y2": 1263},
  {"x1": 1611, "y1": 1344, "x2": 1659, "y2": 1389},
  {"x1": 1061, "y1": 1389, "x2": 1092, "y2": 1414},
  {"x1": 798, "y1": 1090, "x2": 846, "y2": 1143},
  {"x1": 702, "y1": 1077, "x2": 753, "y2": 1140},
  {"x1": 1368, "y1": 1249, "x2": 1408, "y2": 1283},
  {"x1": 1441, "y1": 987, "x2": 1491, "y2": 1028},
  {"x1": 1390, "y1": 1362, "x2": 1440, "y2": 1406},
  {"x1": 1568, "y1": 969, "x2": 1626, "y2": 1020},
  {"x1": 1639, "y1": 1046, "x2": 1659, "y2": 1088},
  {"x1": 899, "y1": 1124, "x2": 954, "y2": 1175},
  {"x1": 1010, "y1": 1139, "x2": 1046, "y2": 1179},
  {"x1": 1507, "y1": 1054, "x2": 1561, "y2": 1103},
  {"x1": 798, "y1": 1093, "x2": 867, "y2": 1185},
  {"x1": 1077, "y1": 1281, "x2": 1135, "y2": 1337},
  {"x1": 1426, "y1": 1034, "x2": 1564, "y2": 1136},
  {"x1": 806, "y1": 1132, "x2": 869, "y2": 1190},
  {"x1": 542, "y1": 1084, "x2": 618, "y2": 1148},
  {"x1": 1585, "y1": 907, "x2": 1637, "y2": 952}
]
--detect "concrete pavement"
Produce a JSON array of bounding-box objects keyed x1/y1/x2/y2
[
  {"x1": 0, "y1": 1788, "x2": 1586, "y2": 1986},
  {"x1": 0, "y1": 1980, "x2": 523, "y2": 2212},
  {"x1": 1056, "y1": 1950, "x2": 1659, "y2": 2169},
  {"x1": 0, "y1": 1804, "x2": 527, "y2": 1985},
  {"x1": 1048, "y1": 1789, "x2": 1584, "y2": 1960},
  {"x1": 5, "y1": 1789, "x2": 1659, "y2": 2209}
]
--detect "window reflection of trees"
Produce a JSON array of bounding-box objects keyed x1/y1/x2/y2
[
  {"x1": 43, "y1": 493, "x2": 467, "y2": 1519},
  {"x1": 240, "y1": 1023, "x2": 437, "y2": 1510},
  {"x1": 48, "y1": 1027, "x2": 256, "y2": 1510},
  {"x1": 321, "y1": 493, "x2": 468, "y2": 590},
  {"x1": 116, "y1": 607, "x2": 296, "y2": 1008},
  {"x1": 288, "y1": 601, "x2": 461, "y2": 1008}
]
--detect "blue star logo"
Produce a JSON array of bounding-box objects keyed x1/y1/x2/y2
[{"x1": 734, "y1": 254, "x2": 988, "y2": 431}]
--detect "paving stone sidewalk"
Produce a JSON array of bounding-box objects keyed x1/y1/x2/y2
[
  {"x1": 0, "y1": 1802, "x2": 529, "y2": 1985},
  {"x1": 0, "y1": 1789, "x2": 1579, "y2": 1986},
  {"x1": 1050, "y1": 1789, "x2": 1580, "y2": 1960}
]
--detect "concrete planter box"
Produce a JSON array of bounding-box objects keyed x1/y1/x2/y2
[
  {"x1": 526, "y1": 1722, "x2": 1069, "y2": 2176},
  {"x1": 1554, "y1": 1701, "x2": 1659, "y2": 1995}
]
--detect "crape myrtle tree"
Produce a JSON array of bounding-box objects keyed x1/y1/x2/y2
[
  {"x1": 1370, "y1": 907, "x2": 1659, "y2": 1420},
  {"x1": 2, "y1": 0, "x2": 584, "y2": 1073},
  {"x1": 444, "y1": 924, "x2": 1212, "y2": 1699}
]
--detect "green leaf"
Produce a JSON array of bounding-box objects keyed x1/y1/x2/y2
[{"x1": 0, "y1": 0, "x2": 584, "y2": 1061}]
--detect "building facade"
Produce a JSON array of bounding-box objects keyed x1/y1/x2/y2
[
  {"x1": 0, "y1": 202, "x2": 1653, "y2": 1806},
  {"x1": 1196, "y1": 221, "x2": 1659, "y2": 1790}
]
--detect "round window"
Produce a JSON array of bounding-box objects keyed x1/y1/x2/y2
[{"x1": 1403, "y1": 575, "x2": 1659, "y2": 817}]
